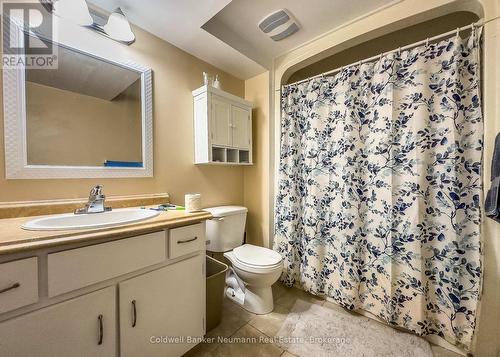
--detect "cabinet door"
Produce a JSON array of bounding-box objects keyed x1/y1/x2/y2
[
  {"x1": 231, "y1": 105, "x2": 251, "y2": 149},
  {"x1": 0, "y1": 287, "x2": 116, "y2": 357},
  {"x1": 119, "y1": 254, "x2": 205, "y2": 357},
  {"x1": 210, "y1": 95, "x2": 231, "y2": 146}
]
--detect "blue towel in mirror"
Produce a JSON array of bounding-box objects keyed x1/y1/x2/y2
[{"x1": 104, "y1": 160, "x2": 143, "y2": 168}]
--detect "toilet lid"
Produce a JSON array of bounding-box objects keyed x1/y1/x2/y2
[
  {"x1": 233, "y1": 244, "x2": 282, "y2": 267},
  {"x1": 204, "y1": 206, "x2": 248, "y2": 218}
]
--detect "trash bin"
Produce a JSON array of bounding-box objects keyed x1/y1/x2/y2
[{"x1": 206, "y1": 255, "x2": 228, "y2": 332}]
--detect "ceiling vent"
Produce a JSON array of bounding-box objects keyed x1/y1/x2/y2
[{"x1": 258, "y1": 9, "x2": 299, "y2": 41}]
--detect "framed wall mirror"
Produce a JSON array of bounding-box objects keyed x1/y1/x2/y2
[{"x1": 3, "y1": 21, "x2": 153, "y2": 179}]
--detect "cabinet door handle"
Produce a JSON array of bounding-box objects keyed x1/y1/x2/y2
[
  {"x1": 131, "y1": 300, "x2": 137, "y2": 328},
  {"x1": 177, "y1": 236, "x2": 198, "y2": 244},
  {"x1": 0, "y1": 282, "x2": 20, "y2": 294},
  {"x1": 97, "y1": 314, "x2": 103, "y2": 345}
]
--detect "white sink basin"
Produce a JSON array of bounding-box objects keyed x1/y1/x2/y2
[{"x1": 22, "y1": 208, "x2": 161, "y2": 231}]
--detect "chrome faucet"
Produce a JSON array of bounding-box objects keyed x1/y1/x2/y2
[{"x1": 74, "y1": 185, "x2": 112, "y2": 214}]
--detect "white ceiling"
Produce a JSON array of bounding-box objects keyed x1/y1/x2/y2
[
  {"x1": 88, "y1": 0, "x2": 266, "y2": 79},
  {"x1": 203, "y1": 0, "x2": 401, "y2": 68},
  {"x1": 88, "y1": 0, "x2": 401, "y2": 80}
]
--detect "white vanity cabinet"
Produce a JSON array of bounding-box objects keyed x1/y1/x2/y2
[
  {"x1": 193, "y1": 85, "x2": 253, "y2": 165},
  {"x1": 0, "y1": 222, "x2": 207, "y2": 357},
  {"x1": 0, "y1": 286, "x2": 117, "y2": 357},
  {"x1": 119, "y1": 254, "x2": 205, "y2": 357}
]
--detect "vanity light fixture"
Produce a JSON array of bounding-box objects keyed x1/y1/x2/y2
[
  {"x1": 39, "y1": 1, "x2": 136, "y2": 45},
  {"x1": 41, "y1": 0, "x2": 93, "y2": 26},
  {"x1": 102, "y1": 8, "x2": 135, "y2": 44}
]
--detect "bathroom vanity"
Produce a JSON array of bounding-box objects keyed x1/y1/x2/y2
[{"x1": 0, "y1": 209, "x2": 211, "y2": 357}]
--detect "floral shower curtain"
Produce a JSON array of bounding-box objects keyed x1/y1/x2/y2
[{"x1": 274, "y1": 32, "x2": 483, "y2": 350}]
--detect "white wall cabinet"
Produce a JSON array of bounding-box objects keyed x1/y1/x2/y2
[
  {"x1": 193, "y1": 85, "x2": 253, "y2": 165},
  {"x1": 231, "y1": 105, "x2": 251, "y2": 149},
  {"x1": 211, "y1": 95, "x2": 232, "y2": 147},
  {"x1": 0, "y1": 286, "x2": 117, "y2": 357},
  {"x1": 119, "y1": 254, "x2": 205, "y2": 357}
]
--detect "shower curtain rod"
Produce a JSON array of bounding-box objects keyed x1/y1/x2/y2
[{"x1": 281, "y1": 17, "x2": 498, "y2": 89}]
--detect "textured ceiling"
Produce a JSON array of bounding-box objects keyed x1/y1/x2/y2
[{"x1": 89, "y1": 0, "x2": 402, "y2": 79}]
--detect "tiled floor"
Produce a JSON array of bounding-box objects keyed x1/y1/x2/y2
[{"x1": 183, "y1": 283, "x2": 463, "y2": 357}]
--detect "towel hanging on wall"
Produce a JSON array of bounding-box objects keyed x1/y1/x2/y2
[{"x1": 485, "y1": 133, "x2": 500, "y2": 222}]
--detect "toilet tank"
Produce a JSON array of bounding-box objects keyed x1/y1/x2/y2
[{"x1": 204, "y1": 206, "x2": 248, "y2": 252}]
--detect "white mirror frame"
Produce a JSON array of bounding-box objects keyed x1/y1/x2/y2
[{"x1": 3, "y1": 21, "x2": 153, "y2": 179}]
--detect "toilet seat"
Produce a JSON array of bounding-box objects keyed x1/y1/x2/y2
[
  {"x1": 223, "y1": 244, "x2": 284, "y2": 314},
  {"x1": 232, "y1": 259, "x2": 282, "y2": 274},
  {"x1": 232, "y1": 244, "x2": 282, "y2": 274}
]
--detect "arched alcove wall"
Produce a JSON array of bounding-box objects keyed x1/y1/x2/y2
[{"x1": 286, "y1": 11, "x2": 479, "y2": 84}]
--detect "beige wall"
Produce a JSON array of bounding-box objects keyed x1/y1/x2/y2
[
  {"x1": 26, "y1": 81, "x2": 142, "y2": 166},
  {"x1": 272, "y1": 0, "x2": 500, "y2": 356},
  {"x1": 474, "y1": 2, "x2": 500, "y2": 355},
  {"x1": 244, "y1": 72, "x2": 270, "y2": 248},
  {"x1": 0, "y1": 25, "x2": 245, "y2": 207}
]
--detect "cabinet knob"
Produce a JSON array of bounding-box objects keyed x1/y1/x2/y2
[
  {"x1": 0, "y1": 282, "x2": 20, "y2": 294},
  {"x1": 177, "y1": 236, "x2": 198, "y2": 244},
  {"x1": 97, "y1": 314, "x2": 103, "y2": 345},
  {"x1": 132, "y1": 300, "x2": 137, "y2": 328}
]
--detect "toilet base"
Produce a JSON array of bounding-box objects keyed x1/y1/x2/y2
[{"x1": 227, "y1": 285, "x2": 274, "y2": 315}]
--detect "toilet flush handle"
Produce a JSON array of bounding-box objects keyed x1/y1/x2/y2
[{"x1": 210, "y1": 217, "x2": 224, "y2": 221}]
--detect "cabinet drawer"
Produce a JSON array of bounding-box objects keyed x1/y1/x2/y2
[
  {"x1": 0, "y1": 257, "x2": 38, "y2": 314},
  {"x1": 48, "y1": 232, "x2": 166, "y2": 297},
  {"x1": 169, "y1": 223, "x2": 205, "y2": 259}
]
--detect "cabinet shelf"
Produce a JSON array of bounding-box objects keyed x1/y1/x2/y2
[{"x1": 193, "y1": 85, "x2": 253, "y2": 165}]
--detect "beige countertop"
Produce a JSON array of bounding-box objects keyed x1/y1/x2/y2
[{"x1": 0, "y1": 208, "x2": 212, "y2": 256}]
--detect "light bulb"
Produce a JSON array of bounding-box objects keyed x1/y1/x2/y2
[
  {"x1": 103, "y1": 8, "x2": 135, "y2": 43},
  {"x1": 53, "y1": 0, "x2": 93, "y2": 26}
]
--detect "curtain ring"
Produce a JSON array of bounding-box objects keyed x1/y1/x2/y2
[
  {"x1": 397, "y1": 47, "x2": 401, "y2": 56},
  {"x1": 456, "y1": 27, "x2": 460, "y2": 38},
  {"x1": 425, "y1": 38, "x2": 429, "y2": 47},
  {"x1": 379, "y1": 52, "x2": 383, "y2": 61}
]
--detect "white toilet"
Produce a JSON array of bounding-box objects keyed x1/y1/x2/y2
[{"x1": 205, "y1": 206, "x2": 283, "y2": 314}]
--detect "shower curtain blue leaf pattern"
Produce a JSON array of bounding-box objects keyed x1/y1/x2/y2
[{"x1": 275, "y1": 33, "x2": 482, "y2": 350}]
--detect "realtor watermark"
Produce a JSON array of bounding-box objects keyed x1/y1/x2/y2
[
  {"x1": 149, "y1": 335, "x2": 350, "y2": 345},
  {"x1": 2, "y1": 0, "x2": 58, "y2": 69}
]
